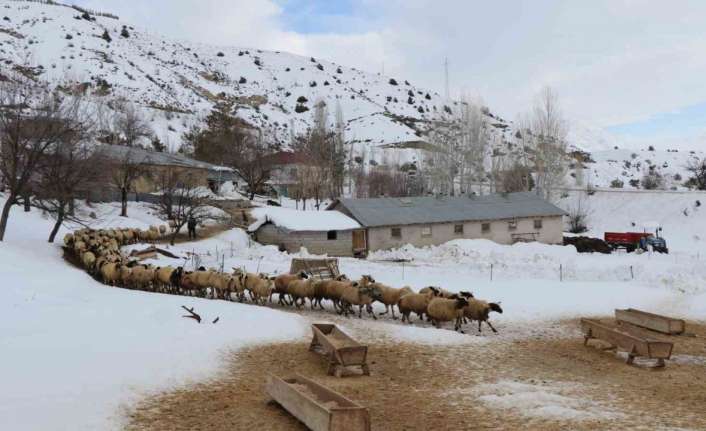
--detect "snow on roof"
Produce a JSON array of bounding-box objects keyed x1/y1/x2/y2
[{"x1": 248, "y1": 206, "x2": 361, "y2": 232}]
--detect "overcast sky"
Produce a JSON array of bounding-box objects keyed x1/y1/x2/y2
[{"x1": 74, "y1": 0, "x2": 706, "y2": 150}]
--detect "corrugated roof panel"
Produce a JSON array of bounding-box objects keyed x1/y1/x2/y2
[{"x1": 330, "y1": 192, "x2": 566, "y2": 227}]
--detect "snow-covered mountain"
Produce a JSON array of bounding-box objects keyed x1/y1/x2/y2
[
  {"x1": 1, "y1": 0, "x2": 704, "y2": 190},
  {"x1": 0, "y1": 0, "x2": 514, "y2": 163}
]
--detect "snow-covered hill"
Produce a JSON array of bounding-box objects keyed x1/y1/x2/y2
[{"x1": 0, "y1": 0, "x2": 513, "y2": 163}]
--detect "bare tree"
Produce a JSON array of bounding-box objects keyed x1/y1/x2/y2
[
  {"x1": 528, "y1": 87, "x2": 568, "y2": 200},
  {"x1": 33, "y1": 135, "x2": 99, "y2": 242},
  {"x1": 685, "y1": 157, "x2": 706, "y2": 190},
  {"x1": 567, "y1": 193, "x2": 591, "y2": 234},
  {"x1": 153, "y1": 171, "x2": 211, "y2": 245},
  {"x1": 0, "y1": 76, "x2": 90, "y2": 241},
  {"x1": 113, "y1": 101, "x2": 152, "y2": 147},
  {"x1": 108, "y1": 148, "x2": 147, "y2": 217},
  {"x1": 234, "y1": 130, "x2": 275, "y2": 200}
]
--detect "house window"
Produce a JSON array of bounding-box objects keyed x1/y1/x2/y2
[
  {"x1": 391, "y1": 227, "x2": 402, "y2": 239},
  {"x1": 454, "y1": 224, "x2": 464, "y2": 234},
  {"x1": 534, "y1": 219, "x2": 543, "y2": 229},
  {"x1": 481, "y1": 223, "x2": 491, "y2": 233},
  {"x1": 508, "y1": 220, "x2": 517, "y2": 231},
  {"x1": 327, "y1": 230, "x2": 337, "y2": 240},
  {"x1": 421, "y1": 225, "x2": 432, "y2": 237}
]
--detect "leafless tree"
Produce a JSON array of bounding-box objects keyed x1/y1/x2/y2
[
  {"x1": 685, "y1": 156, "x2": 706, "y2": 190},
  {"x1": 567, "y1": 193, "x2": 591, "y2": 234},
  {"x1": 0, "y1": 75, "x2": 91, "y2": 241},
  {"x1": 234, "y1": 129, "x2": 275, "y2": 200},
  {"x1": 108, "y1": 148, "x2": 147, "y2": 217},
  {"x1": 528, "y1": 87, "x2": 568, "y2": 200},
  {"x1": 113, "y1": 101, "x2": 152, "y2": 147},
  {"x1": 152, "y1": 171, "x2": 211, "y2": 245},
  {"x1": 33, "y1": 136, "x2": 100, "y2": 242}
]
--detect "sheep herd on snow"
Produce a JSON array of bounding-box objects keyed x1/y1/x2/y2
[{"x1": 63, "y1": 226, "x2": 503, "y2": 334}]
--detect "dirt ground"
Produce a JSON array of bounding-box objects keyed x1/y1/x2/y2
[{"x1": 125, "y1": 317, "x2": 706, "y2": 431}]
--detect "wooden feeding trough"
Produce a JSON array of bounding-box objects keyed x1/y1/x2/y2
[
  {"x1": 291, "y1": 258, "x2": 340, "y2": 280},
  {"x1": 265, "y1": 374, "x2": 371, "y2": 431},
  {"x1": 615, "y1": 308, "x2": 685, "y2": 335},
  {"x1": 310, "y1": 323, "x2": 370, "y2": 377},
  {"x1": 581, "y1": 318, "x2": 674, "y2": 367}
]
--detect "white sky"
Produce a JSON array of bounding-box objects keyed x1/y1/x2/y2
[{"x1": 74, "y1": 0, "x2": 706, "y2": 150}]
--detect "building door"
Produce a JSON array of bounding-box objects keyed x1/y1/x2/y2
[{"x1": 352, "y1": 229, "x2": 366, "y2": 254}]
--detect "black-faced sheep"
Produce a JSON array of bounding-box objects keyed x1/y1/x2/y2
[
  {"x1": 397, "y1": 286, "x2": 440, "y2": 323},
  {"x1": 463, "y1": 299, "x2": 503, "y2": 333},
  {"x1": 427, "y1": 296, "x2": 470, "y2": 332}
]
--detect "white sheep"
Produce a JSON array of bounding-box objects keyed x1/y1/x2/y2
[{"x1": 397, "y1": 287, "x2": 440, "y2": 323}]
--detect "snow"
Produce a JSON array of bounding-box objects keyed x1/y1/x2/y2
[
  {"x1": 466, "y1": 380, "x2": 625, "y2": 421},
  {"x1": 248, "y1": 206, "x2": 361, "y2": 232},
  {"x1": 0, "y1": 197, "x2": 308, "y2": 431},
  {"x1": 2, "y1": 186, "x2": 706, "y2": 429}
]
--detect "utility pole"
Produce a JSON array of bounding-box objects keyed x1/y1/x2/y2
[{"x1": 444, "y1": 57, "x2": 450, "y2": 100}]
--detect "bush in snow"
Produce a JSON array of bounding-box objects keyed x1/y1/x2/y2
[
  {"x1": 120, "y1": 26, "x2": 130, "y2": 38},
  {"x1": 316, "y1": 64, "x2": 324, "y2": 71},
  {"x1": 629, "y1": 179, "x2": 640, "y2": 188},
  {"x1": 239, "y1": 77, "x2": 247, "y2": 84},
  {"x1": 65, "y1": 34, "x2": 73, "y2": 40},
  {"x1": 309, "y1": 81, "x2": 317, "y2": 87},
  {"x1": 641, "y1": 172, "x2": 664, "y2": 190},
  {"x1": 216, "y1": 52, "x2": 224, "y2": 57},
  {"x1": 101, "y1": 29, "x2": 111, "y2": 43},
  {"x1": 296, "y1": 96, "x2": 308, "y2": 103},
  {"x1": 610, "y1": 179, "x2": 624, "y2": 188},
  {"x1": 389, "y1": 78, "x2": 398, "y2": 85},
  {"x1": 567, "y1": 198, "x2": 590, "y2": 234},
  {"x1": 295, "y1": 104, "x2": 309, "y2": 113},
  {"x1": 648, "y1": 145, "x2": 655, "y2": 151},
  {"x1": 407, "y1": 97, "x2": 414, "y2": 104}
]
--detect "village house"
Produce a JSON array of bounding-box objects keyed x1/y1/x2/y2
[
  {"x1": 327, "y1": 192, "x2": 566, "y2": 254},
  {"x1": 248, "y1": 206, "x2": 366, "y2": 257},
  {"x1": 262, "y1": 151, "x2": 313, "y2": 198},
  {"x1": 90, "y1": 145, "x2": 237, "y2": 201}
]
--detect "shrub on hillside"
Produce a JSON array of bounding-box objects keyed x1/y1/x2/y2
[
  {"x1": 610, "y1": 179, "x2": 624, "y2": 188},
  {"x1": 641, "y1": 172, "x2": 664, "y2": 190}
]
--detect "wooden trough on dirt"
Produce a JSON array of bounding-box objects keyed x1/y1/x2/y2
[
  {"x1": 291, "y1": 258, "x2": 340, "y2": 280},
  {"x1": 310, "y1": 323, "x2": 370, "y2": 377},
  {"x1": 615, "y1": 308, "x2": 685, "y2": 335},
  {"x1": 266, "y1": 374, "x2": 371, "y2": 431},
  {"x1": 581, "y1": 318, "x2": 674, "y2": 367}
]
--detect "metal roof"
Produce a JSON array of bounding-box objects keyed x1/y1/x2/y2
[
  {"x1": 98, "y1": 144, "x2": 235, "y2": 175},
  {"x1": 328, "y1": 192, "x2": 567, "y2": 227}
]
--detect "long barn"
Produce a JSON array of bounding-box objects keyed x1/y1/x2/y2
[{"x1": 327, "y1": 192, "x2": 567, "y2": 254}]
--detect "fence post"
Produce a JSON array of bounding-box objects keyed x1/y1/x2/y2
[
  {"x1": 402, "y1": 261, "x2": 405, "y2": 280},
  {"x1": 490, "y1": 263, "x2": 493, "y2": 282},
  {"x1": 630, "y1": 265, "x2": 634, "y2": 280},
  {"x1": 560, "y1": 264, "x2": 563, "y2": 282}
]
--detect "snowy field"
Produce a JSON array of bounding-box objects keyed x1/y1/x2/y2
[{"x1": 1, "y1": 192, "x2": 705, "y2": 430}]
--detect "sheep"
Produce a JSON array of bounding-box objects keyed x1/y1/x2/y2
[
  {"x1": 311, "y1": 274, "x2": 348, "y2": 310},
  {"x1": 154, "y1": 266, "x2": 177, "y2": 293},
  {"x1": 397, "y1": 287, "x2": 440, "y2": 323},
  {"x1": 374, "y1": 283, "x2": 414, "y2": 319},
  {"x1": 462, "y1": 299, "x2": 503, "y2": 333},
  {"x1": 158, "y1": 225, "x2": 167, "y2": 236},
  {"x1": 287, "y1": 278, "x2": 317, "y2": 309},
  {"x1": 249, "y1": 276, "x2": 275, "y2": 305},
  {"x1": 63, "y1": 233, "x2": 74, "y2": 247},
  {"x1": 225, "y1": 273, "x2": 246, "y2": 302},
  {"x1": 100, "y1": 262, "x2": 121, "y2": 286},
  {"x1": 273, "y1": 271, "x2": 309, "y2": 306},
  {"x1": 427, "y1": 296, "x2": 470, "y2": 332},
  {"x1": 122, "y1": 229, "x2": 135, "y2": 244},
  {"x1": 209, "y1": 272, "x2": 235, "y2": 300},
  {"x1": 420, "y1": 286, "x2": 455, "y2": 298},
  {"x1": 339, "y1": 283, "x2": 383, "y2": 319},
  {"x1": 118, "y1": 265, "x2": 132, "y2": 288},
  {"x1": 129, "y1": 265, "x2": 156, "y2": 290},
  {"x1": 81, "y1": 251, "x2": 96, "y2": 272}
]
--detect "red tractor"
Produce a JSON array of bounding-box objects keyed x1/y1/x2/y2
[{"x1": 604, "y1": 231, "x2": 668, "y2": 254}]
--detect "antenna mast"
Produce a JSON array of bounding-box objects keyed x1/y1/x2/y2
[{"x1": 444, "y1": 57, "x2": 450, "y2": 100}]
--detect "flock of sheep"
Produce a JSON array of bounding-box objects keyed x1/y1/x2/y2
[{"x1": 63, "y1": 226, "x2": 503, "y2": 334}]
